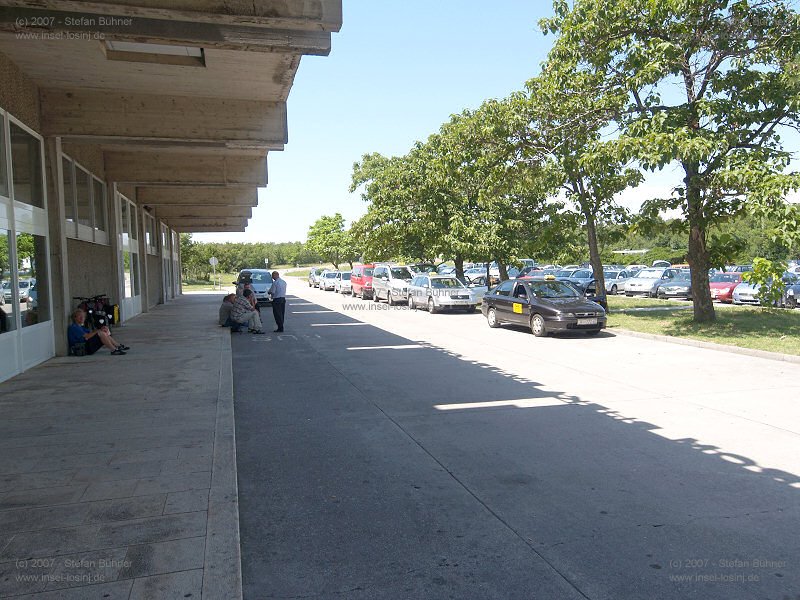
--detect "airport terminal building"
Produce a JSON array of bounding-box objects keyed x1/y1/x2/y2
[{"x1": 0, "y1": 0, "x2": 341, "y2": 382}]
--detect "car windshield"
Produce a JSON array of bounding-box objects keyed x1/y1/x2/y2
[
  {"x1": 431, "y1": 278, "x2": 463, "y2": 289},
  {"x1": 671, "y1": 273, "x2": 691, "y2": 282},
  {"x1": 19, "y1": 281, "x2": 30, "y2": 289},
  {"x1": 555, "y1": 270, "x2": 575, "y2": 278},
  {"x1": 605, "y1": 271, "x2": 620, "y2": 278},
  {"x1": 573, "y1": 270, "x2": 592, "y2": 279},
  {"x1": 363, "y1": 268, "x2": 373, "y2": 276},
  {"x1": 529, "y1": 281, "x2": 580, "y2": 298},
  {"x1": 342, "y1": 273, "x2": 351, "y2": 280},
  {"x1": 249, "y1": 272, "x2": 271, "y2": 283},
  {"x1": 634, "y1": 269, "x2": 662, "y2": 279},
  {"x1": 325, "y1": 272, "x2": 338, "y2": 278},
  {"x1": 391, "y1": 267, "x2": 413, "y2": 280},
  {"x1": 710, "y1": 273, "x2": 739, "y2": 283}
]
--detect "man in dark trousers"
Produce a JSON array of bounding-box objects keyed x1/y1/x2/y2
[{"x1": 269, "y1": 270, "x2": 287, "y2": 332}]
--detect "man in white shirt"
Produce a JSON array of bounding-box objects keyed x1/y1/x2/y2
[{"x1": 269, "y1": 271, "x2": 287, "y2": 332}]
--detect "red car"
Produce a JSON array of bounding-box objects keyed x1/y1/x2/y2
[
  {"x1": 709, "y1": 272, "x2": 743, "y2": 303},
  {"x1": 350, "y1": 263, "x2": 375, "y2": 299}
]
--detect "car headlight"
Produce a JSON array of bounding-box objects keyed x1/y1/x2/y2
[
  {"x1": 788, "y1": 289, "x2": 795, "y2": 296},
  {"x1": 563, "y1": 312, "x2": 575, "y2": 318}
]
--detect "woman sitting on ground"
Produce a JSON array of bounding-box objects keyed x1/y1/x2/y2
[{"x1": 68, "y1": 308, "x2": 129, "y2": 356}]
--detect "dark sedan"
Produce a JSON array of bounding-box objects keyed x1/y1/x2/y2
[
  {"x1": 481, "y1": 278, "x2": 606, "y2": 337},
  {"x1": 655, "y1": 271, "x2": 692, "y2": 299}
]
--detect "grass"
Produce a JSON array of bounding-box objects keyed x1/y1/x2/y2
[
  {"x1": 607, "y1": 305, "x2": 800, "y2": 356},
  {"x1": 182, "y1": 273, "x2": 237, "y2": 292},
  {"x1": 283, "y1": 268, "x2": 311, "y2": 278},
  {"x1": 607, "y1": 295, "x2": 687, "y2": 310}
]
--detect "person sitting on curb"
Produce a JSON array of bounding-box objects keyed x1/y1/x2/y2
[
  {"x1": 218, "y1": 294, "x2": 242, "y2": 332},
  {"x1": 231, "y1": 289, "x2": 265, "y2": 334},
  {"x1": 68, "y1": 308, "x2": 129, "y2": 356}
]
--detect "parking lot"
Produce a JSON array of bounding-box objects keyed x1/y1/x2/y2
[{"x1": 232, "y1": 279, "x2": 800, "y2": 600}]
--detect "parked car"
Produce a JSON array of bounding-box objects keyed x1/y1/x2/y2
[
  {"x1": 407, "y1": 263, "x2": 438, "y2": 274},
  {"x1": 651, "y1": 260, "x2": 672, "y2": 268},
  {"x1": 464, "y1": 275, "x2": 490, "y2": 303},
  {"x1": 308, "y1": 268, "x2": 325, "y2": 288},
  {"x1": 728, "y1": 264, "x2": 754, "y2": 273},
  {"x1": 334, "y1": 271, "x2": 352, "y2": 294},
  {"x1": 350, "y1": 264, "x2": 375, "y2": 299},
  {"x1": 372, "y1": 264, "x2": 414, "y2": 304},
  {"x1": 481, "y1": 278, "x2": 606, "y2": 337},
  {"x1": 319, "y1": 270, "x2": 340, "y2": 291},
  {"x1": 464, "y1": 267, "x2": 490, "y2": 281},
  {"x1": 626, "y1": 264, "x2": 648, "y2": 272},
  {"x1": 625, "y1": 268, "x2": 680, "y2": 297},
  {"x1": 408, "y1": 274, "x2": 477, "y2": 313},
  {"x1": 732, "y1": 280, "x2": 761, "y2": 305},
  {"x1": 604, "y1": 270, "x2": 633, "y2": 295},
  {"x1": 557, "y1": 268, "x2": 595, "y2": 292},
  {"x1": 709, "y1": 272, "x2": 743, "y2": 303},
  {"x1": 437, "y1": 264, "x2": 456, "y2": 275},
  {"x1": 234, "y1": 269, "x2": 273, "y2": 306},
  {"x1": 655, "y1": 271, "x2": 692, "y2": 299},
  {"x1": 782, "y1": 274, "x2": 800, "y2": 308}
]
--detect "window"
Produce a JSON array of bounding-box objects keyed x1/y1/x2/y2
[
  {"x1": 9, "y1": 123, "x2": 43, "y2": 208},
  {"x1": 0, "y1": 121, "x2": 7, "y2": 198},
  {"x1": 495, "y1": 281, "x2": 513, "y2": 296},
  {"x1": 61, "y1": 154, "x2": 108, "y2": 244},
  {"x1": 144, "y1": 211, "x2": 158, "y2": 255},
  {"x1": 17, "y1": 232, "x2": 49, "y2": 327},
  {"x1": 514, "y1": 284, "x2": 528, "y2": 298},
  {"x1": 0, "y1": 230, "x2": 17, "y2": 335}
]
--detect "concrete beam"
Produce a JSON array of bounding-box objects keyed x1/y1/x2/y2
[
  {"x1": 156, "y1": 206, "x2": 252, "y2": 219},
  {"x1": 2, "y1": 0, "x2": 343, "y2": 32},
  {"x1": 138, "y1": 187, "x2": 259, "y2": 207},
  {"x1": 105, "y1": 152, "x2": 267, "y2": 186},
  {"x1": 42, "y1": 89, "x2": 287, "y2": 150},
  {"x1": 164, "y1": 217, "x2": 248, "y2": 227},
  {"x1": 0, "y1": 7, "x2": 332, "y2": 54},
  {"x1": 172, "y1": 225, "x2": 247, "y2": 233}
]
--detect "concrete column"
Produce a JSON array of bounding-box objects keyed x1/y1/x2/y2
[
  {"x1": 44, "y1": 137, "x2": 70, "y2": 356},
  {"x1": 108, "y1": 183, "x2": 124, "y2": 309}
]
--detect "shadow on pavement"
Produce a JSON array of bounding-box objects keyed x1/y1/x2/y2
[{"x1": 232, "y1": 295, "x2": 798, "y2": 600}]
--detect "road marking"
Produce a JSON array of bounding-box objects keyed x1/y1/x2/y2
[
  {"x1": 291, "y1": 310, "x2": 334, "y2": 314},
  {"x1": 310, "y1": 323, "x2": 369, "y2": 327},
  {"x1": 346, "y1": 344, "x2": 425, "y2": 350},
  {"x1": 434, "y1": 398, "x2": 565, "y2": 411}
]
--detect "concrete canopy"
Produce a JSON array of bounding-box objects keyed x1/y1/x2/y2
[{"x1": 0, "y1": 0, "x2": 342, "y2": 232}]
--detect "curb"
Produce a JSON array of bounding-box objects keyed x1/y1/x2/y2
[
  {"x1": 611, "y1": 327, "x2": 800, "y2": 365},
  {"x1": 202, "y1": 327, "x2": 244, "y2": 599}
]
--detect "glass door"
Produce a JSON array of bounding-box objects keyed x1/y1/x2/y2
[{"x1": 117, "y1": 192, "x2": 142, "y2": 320}]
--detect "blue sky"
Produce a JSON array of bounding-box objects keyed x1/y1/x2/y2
[
  {"x1": 195, "y1": 1, "x2": 556, "y2": 243},
  {"x1": 195, "y1": 0, "x2": 798, "y2": 245}
]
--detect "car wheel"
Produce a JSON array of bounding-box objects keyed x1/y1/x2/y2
[
  {"x1": 373, "y1": 290, "x2": 379, "y2": 302},
  {"x1": 611, "y1": 284, "x2": 617, "y2": 295},
  {"x1": 530, "y1": 314, "x2": 546, "y2": 337},
  {"x1": 386, "y1": 292, "x2": 394, "y2": 306},
  {"x1": 585, "y1": 329, "x2": 601, "y2": 336},
  {"x1": 788, "y1": 297, "x2": 798, "y2": 309},
  {"x1": 487, "y1": 307, "x2": 499, "y2": 328},
  {"x1": 427, "y1": 297, "x2": 439, "y2": 314},
  {"x1": 625, "y1": 292, "x2": 633, "y2": 297},
  {"x1": 408, "y1": 296, "x2": 415, "y2": 310}
]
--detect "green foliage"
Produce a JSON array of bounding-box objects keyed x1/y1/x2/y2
[
  {"x1": 743, "y1": 257, "x2": 788, "y2": 307},
  {"x1": 306, "y1": 213, "x2": 358, "y2": 269},
  {"x1": 543, "y1": 0, "x2": 800, "y2": 322}
]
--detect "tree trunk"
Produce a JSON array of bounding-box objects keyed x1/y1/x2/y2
[
  {"x1": 584, "y1": 209, "x2": 607, "y2": 311},
  {"x1": 684, "y1": 162, "x2": 715, "y2": 323},
  {"x1": 498, "y1": 260, "x2": 509, "y2": 281},
  {"x1": 454, "y1": 254, "x2": 464, "y2": 282}
]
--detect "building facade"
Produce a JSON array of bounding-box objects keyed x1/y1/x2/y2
[{"x1": 0, "y1": 0, "x2": 342, "y2": 382}]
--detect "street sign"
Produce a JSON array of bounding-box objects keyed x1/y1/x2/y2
[{"x1": 209, "y1": 257, "x2": 218, "y2": 266}]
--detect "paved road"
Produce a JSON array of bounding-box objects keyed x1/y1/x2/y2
[{"x1": 233, "y1": 280, "x2": 800, "y2": 600}]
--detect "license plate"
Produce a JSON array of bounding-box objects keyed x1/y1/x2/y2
[
  {"x1": 451, "y1": 299, "x2": 469, "y2": 305},
  {"x1": 577, "y1": 318, "x2": 598, "y2": 326}
]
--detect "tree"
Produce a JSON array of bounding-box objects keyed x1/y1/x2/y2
[
  {"x1": 306, "y1": 213, "x2": 352, "y2": 269},
  {"x1": 515, "y1": 68, "x2": 642, "y2": 301},
  {"x1": 542, "y1": 0, "x2": 800, "y2": 322}
]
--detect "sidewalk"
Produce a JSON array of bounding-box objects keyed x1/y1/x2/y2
[{"x1": 0, "y1": 294, "x2": 241, "y2": 600}]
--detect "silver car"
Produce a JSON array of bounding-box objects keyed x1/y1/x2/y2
[
  {"x1": 625, "y1": 268, "x2": 679, "y2": 297},
  {"x1": 334, "y1": 271, "x2": 352, "y2": 294},
  {"x1": 372, "y1": 264, "x2": 414, "y2": 305},
  {"x1": 603, "y1": 270, "x2": 633, "y2": 295},
  {"x1": 407, "y1": 275, "x2": 477, "y2": 313},
  {"x1": 319, "y1": 270, "x2": 340, "y2": 291},
  {"x1": 308, "y1": 268, "x2": 325, "y2": 288}
]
